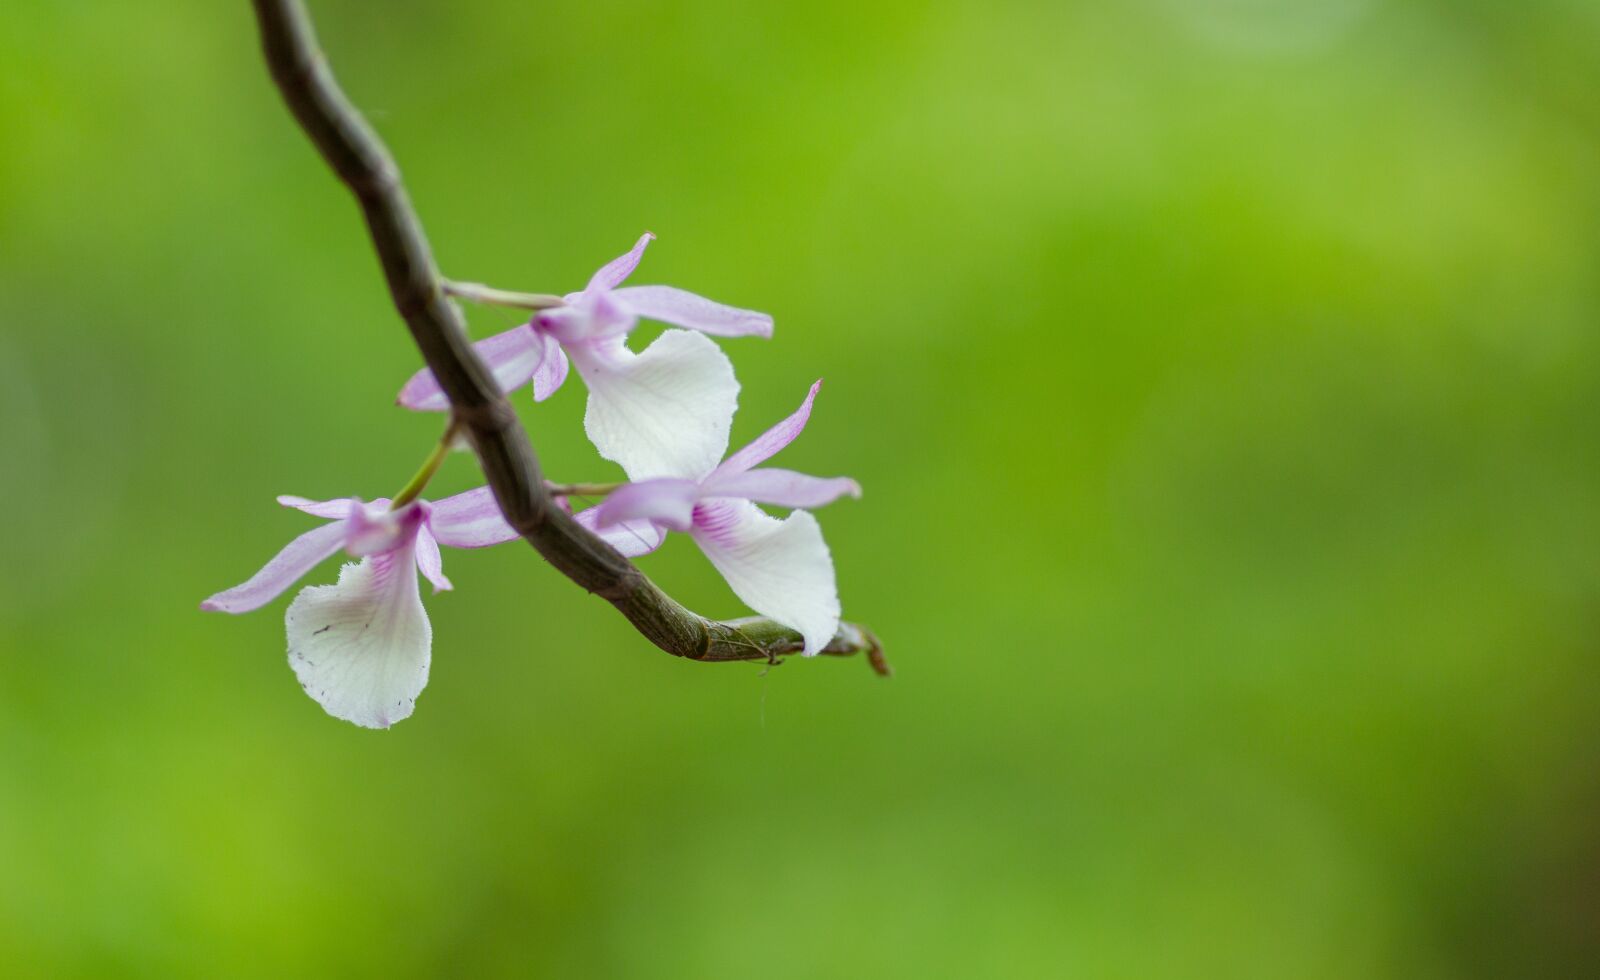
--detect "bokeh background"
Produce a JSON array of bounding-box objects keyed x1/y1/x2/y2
[{"x1": 3, "y1": 0, "x2": 1599, "y2": 976}]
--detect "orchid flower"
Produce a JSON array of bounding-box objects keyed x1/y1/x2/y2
[
  {"x1": 398, "y1": 233, "x2": 773, "y2": 481},
  {"x1": 591, "y1": 380, "x2": 861, "y2": 655},
  {"x1": 200, "y1": 488, "x2": 661, "y2": 728}
]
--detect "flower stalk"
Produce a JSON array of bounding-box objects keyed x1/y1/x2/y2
[
  {"x1": 390, "y1": 419, "x2": 461, "y2": 510},
  {"x1": 546, "y1": 481, "x2": 622, "y2": 498},
  {"x1": 443, "y1": 280, "x2": 565, "y2": 311}
]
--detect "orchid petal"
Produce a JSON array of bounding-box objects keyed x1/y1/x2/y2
[
  {"x1": 611, "y1": 285, "x2": 774, "y2": 338},
  {"x1": 574, "y1": 506, "x2": 667, "y2": 558},
  {"x1": 397, "y1": 324, "x2": 545, "y2": 411},
  {"x1": 593, "y1": 478, "x2": 700, "y2": 532},
  {"x1": 414, "y1": 526, "x2": 451, "y2": 593},
  {"x1": 700, "y1": 468, "x2": 861, "y2": 509},
  {"x1": 529, "y1": 329, "x2": 570, "y2": 402},
  {"x1": 537, "y1": 291, "x2": 637, "y2": 344},
  {"x1": 577, "y1": 329, "x2": 738, "y2": 481},
  {"x1": 586, "y1": 232, "x2": 654, "y2": 292},
  {"x1": 714, "y1": 379, "x2": 823, "y2": 478},
  {"x1": 277, "y1": 496, "x2": 354, "y2": 520},
  {"x1": 286, "y1": 545, "x2": 432, "y2": 729},
  {"x1": 200, "y1": 522, "x2": 347, "y2": 614},
  {"x1": 690, "y1": 499, "x2": 842, "y2": 656},
  {"x1": 427, "y1": 486, "x2": 520, "y2": 549},
  {"x1": 534, "y1": 304, "x2": 587, "y2": 344},
  {"x1": 344, "y1": 500, "x2": 424, "y2": 557}
]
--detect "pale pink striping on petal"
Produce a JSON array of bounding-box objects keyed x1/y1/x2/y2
[
  {"x1": 529, "y1": 329, "x2": 570, "y2": 401},
  {"x1": 574, "y1": 506, "x2": 666, "y2": 558},
  {"x1": 593, "y1": 478, "x2": 700, "y2": 532},
  {"x1": 611, "y1": 285, "x2": 773, "y2": 338},
  {"x1": 200, "y1": 521, "x2": 347, "y2": 614},
  {"x1": 586, "y1": 232, "x2": 655, "y2": 292},
  {"x1": 699, "y1": 468, "x2": 860, "y2": 510},
  {"x1": 689, "y1": 499, "x2": 842, "y2": 655},
  {"x1": 428, "y1": 487, "x2": 520, "y2": 549},
  {"x1": 398, "y1": 324, "x2": 547, "y2": 411},
  {"x1": 713, "y1": 379, "x2": 823, "y2": 478},
  {"x1": 413, "y1": 525, "x2": 451, "y2": 592},
  {"x1": 277, "y1": 495, "x2": 355, "y2": 520}
]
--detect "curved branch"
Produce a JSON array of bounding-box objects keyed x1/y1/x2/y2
[{"x1": 249, "y1": 0, "x2": 887, "y2": 675}]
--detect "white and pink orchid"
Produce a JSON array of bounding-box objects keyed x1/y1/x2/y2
[
  {"x1": 207, "y1": 225, "x2": 866, "y2": 727},
  {"x1": 201, "y1": 491, "x2": 514, "y2": 728},
  {"x1": 200, "y1": 487, "x2": 665, "y2": 728},
  {"x1": 398, "y1": 233, "x2": 773, "y2": 481},
  {"x1": 592, "y1": 380, "x2": 861, "y2": 654}
]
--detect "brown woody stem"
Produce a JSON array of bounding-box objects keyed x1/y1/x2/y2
[{"x1": 249, "y1": 0, "x2": 888, "y2": 675}]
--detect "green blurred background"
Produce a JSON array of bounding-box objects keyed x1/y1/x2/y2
[{"x1": 3, "y1": 1, "x2": 1598, "y2": 976}]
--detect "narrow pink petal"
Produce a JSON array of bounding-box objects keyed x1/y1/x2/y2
[
  {"x1": 574, "y1": 506, "x2": 666, "y2": 558},
  {"x1": 700, "y1": 468, "x2": 861, "y2": 509},
  {"x1": 586, "y1": 232, "x2": 655, "y2": 292},
  {"x1": 200, "y1": 521, "x2": 347, "y2": 614},
  {"x1": 277, "y1": 495, "x2": 355, "y2": 520},
  {"x1": 427, "y1": 486, "x2": 521, "y2": 549},
  {"x1": 530, "y1": 330, "x2": 570, "y2": 402},
  {"x1": 397, "y1": 324, "x2": 545, "y2": 411},
  {"x1": 397, "y1": 370, "x2": 448, "y2": 413},
  {"x1": 713, "y1": 379, "x2": 823, "y2": 478},
  {"x1": 414, "y1": 525, "x2": 452, "y2": 593},
  {"x1": 690, "y1": 499, "x2": 841, "y2": 655},
  {"x1": 593, "y1": 478, "x2": 700, "y2": 532},
  {"x1": 611, "y1": 285, "x2": 773, "y2": 338}
]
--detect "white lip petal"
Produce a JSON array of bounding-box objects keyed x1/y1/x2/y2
[
  {"x1": 285, "y1": 546, "x2": 431, "y2": 729},
  {"x1": 577, "y1": 329, "x2": 738, "y2": 481},
  {"x1": 690, "y1": 499, "x2": 841, "y2": 656}
]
